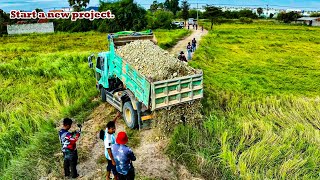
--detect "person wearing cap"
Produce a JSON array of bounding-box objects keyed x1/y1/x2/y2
[
  {"x1": 112, "y1": 132, "x2": 136, "y2": 180},
  {"x1": 178, "y1": 51, "x2": 187, "y2": 62}
]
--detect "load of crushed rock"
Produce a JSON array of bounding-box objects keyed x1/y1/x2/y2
[
  {"x1": 116, "y1": 40, "x2": 203, "y2": 133},
  {"x1": 151, "y1": 100, "x2": 203, "y2": 134},
  {"x1": 116, "y1": 40, "x2": 201, "y2": 82}
]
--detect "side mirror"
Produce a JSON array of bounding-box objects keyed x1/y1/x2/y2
[{"x1": 88, "y1": 54, "x2": 94, "y2": 69}]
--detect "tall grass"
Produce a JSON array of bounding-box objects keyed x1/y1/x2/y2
[
  {"x1": 167, "y1": 23, "x2": 320, "y2": 179},
  {"x1": 0, "y1": 32, "x2": 107, "y2": 179}
]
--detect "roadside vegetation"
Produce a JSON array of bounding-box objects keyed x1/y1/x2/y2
[
  {"x1": 154, "y1": 29, "x2": 190, "y2": 49},
  {"x1": 0, "y1": 29, "x2": 189, "y2": 179},
  {"x1": 167, "y1": 23, "x2": 320, "y2": 179}
]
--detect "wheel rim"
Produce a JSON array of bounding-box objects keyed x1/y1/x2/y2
[{"x1": 125, "y1": 108, "x2": 132, "y2": 125}]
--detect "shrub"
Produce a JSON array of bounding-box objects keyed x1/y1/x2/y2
[{"x1": 239, "y1": 17, "x2": 253, "y2": 24}]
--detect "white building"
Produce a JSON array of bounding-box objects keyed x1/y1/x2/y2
[{"x1": 252, "y1": 8, "x2": 282, "y2": 18}]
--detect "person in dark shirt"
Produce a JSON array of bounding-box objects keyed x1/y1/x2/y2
[
  {"x1": 192, "y1": 38, "x2": 197, "y2": 52},
  {"x1": 178, "y1": 51, "x2": 187, "y2": 62},
  {"x1": 112, "y1": 132, "x2": 136, "y2": 180},
  {"x1": 59, "y1": 118, "x2": 80, "y2": 178}
]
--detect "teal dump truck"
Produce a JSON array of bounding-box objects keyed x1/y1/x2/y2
[{"x1": 88, "y1": 30, "x2": 203, "y2": 129}]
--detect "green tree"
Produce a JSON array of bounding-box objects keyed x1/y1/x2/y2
[
  {"x1": 238, "y1": 9, "x2": 258, "y2": 19},
  {"x1": 99, "y1": 0, "x2": 147, "y2": 32},
  {"x1": 204, "y1": 5, "x2": 223, "y2": 29},
  {"x1": 277, "y1": 11, "x2": 301, "y2": 23},
  {"x1": 158, "y1": 3, "x2": 164, "y2": 10},
  {"x1": 150, "y1": 1, "x2": 158, "y2": 12},
  {"x1": 181, "y1": 0, "x2": 189, "y2": 26},
  {"x1": 269, "y1": 13, "x2": 274, "y2": 19},
  {"x1": 35, "y1": 8, "x2": 44, "y2": 13},
  {"x1": 147, "y1": 10, "x2": 174, "y2": 29},
  {"x1": 257, "y1": 7, "x2": 263, "y2": 17},
  {"x1": 164, "y1": 0, "x2": 180, "y2": 16},
  {"x1": 68, "y1": 0, "x2": 90, "y2": 12},
  {"x1": 0, "y1": 9, "x2": 11, "y2": 35}
]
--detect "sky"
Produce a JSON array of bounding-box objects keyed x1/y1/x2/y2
[{"x1": 1, "y1": 0, "x2": 320, "y2": 12}]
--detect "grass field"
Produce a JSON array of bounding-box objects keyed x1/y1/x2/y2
[
  {"x1": 154, "y1": 29, "x2": 190, "y2": 49},
  {"x1": 0, "y1": 29, "x2": 188, "y2": 179},
  {"x1": 167, "y1": 23, "x2": 320, "y2": 179}
]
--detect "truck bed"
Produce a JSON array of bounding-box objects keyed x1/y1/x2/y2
[{"x1": 108, "y1": 41, "x2": 203, "y2": 110}]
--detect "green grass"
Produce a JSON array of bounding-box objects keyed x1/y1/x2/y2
[
  {"x1": 154, "y1": 29, "x2": 191, "y2": 49},
  {"x1": 167, "y1": 23, "x2": 320, "y2": 179},
  {"x1": 0, "y1": 31, "x2": 107, "y2": 179},
  {"x1": 0, "y1": 30, "x2": 189, "y2": 179}
]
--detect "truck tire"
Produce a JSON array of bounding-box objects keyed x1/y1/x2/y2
[
  {"x1": 122, "y1": 101, "x2": 138, "y2": 129},
  {"x1": 101, "y1": 88, "x2": 106, "y2": 102}
]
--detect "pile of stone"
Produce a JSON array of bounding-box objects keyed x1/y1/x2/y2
[
  {"x1": 116, "y1": 40, "x2": 203, "y2": 133},
  {"x1": 116, "y1": 40, "x2": 201, "y2": 82}
]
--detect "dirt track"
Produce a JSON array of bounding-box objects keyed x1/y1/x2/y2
[
  {"x1": 74, "y1": 103, "x2": 203, "y2": 180},
  {"x1": 169, "y1": 27, "x2": 208, "y2": 58}
]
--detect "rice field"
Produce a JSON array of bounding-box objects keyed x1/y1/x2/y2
[
  {"x1": 0, "y1": 29, "x2": 188, "y2": 179},
  {"x1": 167, "y1": 23, "x2": 320, "y2": 179}
]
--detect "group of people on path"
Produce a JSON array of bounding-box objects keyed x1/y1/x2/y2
[
  {"x1": 178, "y1": 37, "x2": 197, "y2": 62},
  {"x1": 59, "y1": 112, "x2": 136, "y2": 180}
]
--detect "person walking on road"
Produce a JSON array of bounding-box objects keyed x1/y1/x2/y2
[
  {"x1": 59, "y1": 118, "x2": 81, "y2": 178},
  {"x1": 112, "y1": 132, "x2": 136, "y2": 180},
  {"x1": 104, "y1": 112, "x2": 121, "y2": 180},
  {"x1": 192, "y1": 38, "x2": 197, "y2": 52},
  {"x1": 187, "y1": 42, "x2": 192, "y2": 60}
]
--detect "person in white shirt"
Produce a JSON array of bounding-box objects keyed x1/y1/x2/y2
[{"x1": 104, "y1": 112, "x2": 121, "y2": 180}]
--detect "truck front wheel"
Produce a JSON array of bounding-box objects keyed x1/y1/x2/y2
[{"x1": 122, "y1": 101, "x2": 138, "y2": 129}]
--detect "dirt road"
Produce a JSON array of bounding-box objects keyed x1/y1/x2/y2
[
  {"x1": 169, "y1": 27, "x2": 208, "y2": 58},
  {"x1": 73, "y1": 103, "x2": 203, "y2": 180}
]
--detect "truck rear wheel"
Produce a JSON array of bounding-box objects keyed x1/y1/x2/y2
[
  {"x1": 101, "y1": 88, "x2": 106, "y2": 102},
  {"x1": 122, "y1": 101, "x2": 138, "y2": 129}
]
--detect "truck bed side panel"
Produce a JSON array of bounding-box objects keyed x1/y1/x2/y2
[{"x1": 150, "y1": 74, "x2": 203, "y2": 110}]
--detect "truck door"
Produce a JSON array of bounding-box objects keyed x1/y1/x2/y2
[{"x1": 95, "y1": 56, "x2": 103, "y2": 81}]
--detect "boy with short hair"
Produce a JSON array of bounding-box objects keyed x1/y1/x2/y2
[
  {"x1": 105, "y1": 112, "x2": 121, "y2": 180},
  {"x1": 59, "y1": 118, "x2": 80, "y2": 178}
]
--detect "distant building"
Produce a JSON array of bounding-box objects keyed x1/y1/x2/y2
[
  {"x1": 85, "y1": 7, "x2": 99, "y2": 11},
  {"x1": 252, "y1": 8, "x2": 281, "y2": 18},
  {"x1": 49, "y1": 9, "x2": 64, "y2": 12},
  {"x1": 296, "y1": 17, "x2": 320, "y2": 26},
  {"x1": 37, "y1": 19, "x2": 49, "y2": 23},
  {"x1": 286, "y1": 9, "x2": 302, "y2": 13},
  {"x1": 61, "y1": 7, "x2": 74, "y2": 12}
]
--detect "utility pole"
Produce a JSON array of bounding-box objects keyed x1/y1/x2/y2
[{"x1": 197, "y1": 3, "x2": 199, "y2": 22}]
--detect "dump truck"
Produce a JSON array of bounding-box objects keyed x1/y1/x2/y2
[{"x1": 88, "y1": 30, "x2": 203, "y2": 129}]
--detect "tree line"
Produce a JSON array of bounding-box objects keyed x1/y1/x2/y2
[{"x1": 0, "y1": 0, "x2": 311, "y2": 35}]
